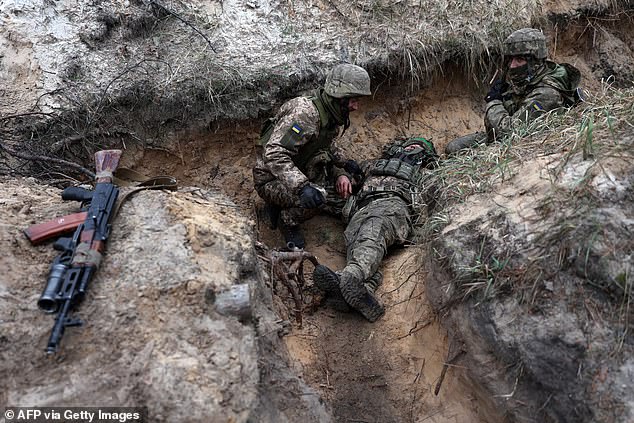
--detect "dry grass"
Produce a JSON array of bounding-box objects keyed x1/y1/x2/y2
[
  {"x1": 424, "y1": 81, "x2": 634, "y2": 211},
  {"x1": 320, "y1": 0, "x2": 540, "y2": 90},
  {"x1": 416, "y1": 81, "x2": 634, "y2": 303}
]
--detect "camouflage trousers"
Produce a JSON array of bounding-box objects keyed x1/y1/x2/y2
[
  {"x1": 341, "y1": 194, "x2": 412, "y2": 285},
  {"x1": 253, "y1": 170, "x2": 346, "y2": 227}
]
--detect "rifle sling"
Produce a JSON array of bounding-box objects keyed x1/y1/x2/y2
[
  {"x1": 112, "y1": 174, "x2": 178, "y2": 219},
  {"x1": 25, "y1": 171, "x2": 177, "y2": 245}
]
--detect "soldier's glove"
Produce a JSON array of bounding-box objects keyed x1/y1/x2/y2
[
  {"x1": 485, "y1": 79, "x2": 507, "y2": 103},
  {"x1": 299, "y1": 185, "x2": 325, "y2": 209},
  {"x1": 343, "y1": 159, "x2": 362, "y2": 176}
]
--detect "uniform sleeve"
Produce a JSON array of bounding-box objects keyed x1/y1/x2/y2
[
  {"x1": 263, "y1": 98, "x2": 320, "y2": 193},
  {"x1": 484, "y1": 85, "x2": 564, "y2": 140},
  {"x1": 329, "y1": 138, "x2": 347, "y2": 167},
  {"x1": 331, "y1": 164, "x2": 349, "y2": 181}
]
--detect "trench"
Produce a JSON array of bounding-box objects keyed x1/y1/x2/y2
[
  {"x1": 2, "y1": 3, "x2": 632, "y2": 420},
  {"x1": 80, "y1": 16, "x2": 629, "y2": 419},
  {"x1": 123, "y1": 68, "x2": 504, "y2": 422}
]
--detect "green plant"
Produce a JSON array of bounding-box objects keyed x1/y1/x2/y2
[{"x1": 457, "y1": 238, "x2": 511, "y2": 303}]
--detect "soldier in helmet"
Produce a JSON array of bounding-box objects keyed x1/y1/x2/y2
[
  {"x1": 312, "y1": 136, "x2": 439, "y2": 322},
  {"x1": 445, "y1": 28, "x2": 581, "y2": 154},
  {"x1": 253, "y1": 63, "x2": 372, "y2": 248}
]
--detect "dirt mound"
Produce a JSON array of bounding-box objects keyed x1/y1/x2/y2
[
  {"x1": 0, "y1": 177, "x2": 331, "y2": 422},
  {"x1": 1, "y1": 1, "x2": 633, "y2": 422}
]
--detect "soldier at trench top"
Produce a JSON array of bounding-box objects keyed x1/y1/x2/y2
[
  {"x1": 252, "y1": 63, "x2": 372, "y2": 249},
  {"x1": 312, "y1": 136, "x2": 439, "y2": 322},
  {"x1": 445, "y1": 27, "x2": 582, "y2": 154}
]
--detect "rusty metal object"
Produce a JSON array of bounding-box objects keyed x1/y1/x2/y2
[{"x1": 268, "y1": 247, "x2": 320, "y2": 327}]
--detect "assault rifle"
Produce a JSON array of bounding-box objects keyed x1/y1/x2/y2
[{"x1": 24, "y1": 150, "x2": 122, "y2": 354}]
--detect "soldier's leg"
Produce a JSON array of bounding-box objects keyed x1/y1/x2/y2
[
  {"x1": 255, "y1": 179, "x2": 314, "y2": 248},
  {"x1": 444, "y1": 132, "x2": 487, "y2": 155},
  {"x1": 343, "y1": 215, "x2": 389, "y2": 284},
  {"x1": 366, "y1": 270, "x2": 383, "y2": 292},
  {"x1": 338, "y1": 199, "x2": 411, "y2": 321},
  {"x1": 312, "y1": 266, "x2": 351, "y2": 312},
  {"x1": 279, "y1": 207, "x2": 319, "y2": 249},
  {"x1": 311, "y1": 210, "x2": 386, "y2": 318}
]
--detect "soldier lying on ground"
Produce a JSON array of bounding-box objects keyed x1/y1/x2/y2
[
  {"x1": 253, "y1": 63, "x2": 372, "y2": 249},
  {"x1": 312, "y1": 136, "x2": 439, "y2": 322},
  {"x1": 445, "y1": 27, "x2": 582, "y2": 155}
]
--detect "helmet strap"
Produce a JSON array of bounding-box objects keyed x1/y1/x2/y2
[
  {"x1": 339, "y1": 99, "x2": 351, "y2": 135},
  {"x1": 527, "y1": 57, "x2": 535, "y2": 82}
]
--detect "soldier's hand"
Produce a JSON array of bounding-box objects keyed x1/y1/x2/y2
[
  {"x1": 336, "y1": 175, "x2": 353, "y2": 199},
  {"x1": 343, "y1": 159, "x2": 362, "y2": 176},
  {"x1": 299, "y1": 185, "x2": 325, "y2": 208},
  {"x1": 485, "y1": 79, "x2": 507, "y2": 102}
]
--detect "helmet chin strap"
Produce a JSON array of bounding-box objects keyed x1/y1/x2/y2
[{"x1": 340, "y1": 98, "x2": 351, "y2": 134}]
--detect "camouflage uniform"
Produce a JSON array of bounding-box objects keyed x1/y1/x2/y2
[
  {"x1": 445, "y1": 28, "x2": 581, "y2": 154},
  {"x1": 253, "y1": 64, "x2": 371, "y2": 245},
  {"x1": 485, "y1": 60, "x2": 581, "y2": 140},
  {"x1": 252, "y1": 92, "x2": 350, "y2": 226},
  {"x1": 314, "y1": 137, "x2": 439, "y2": 322}
]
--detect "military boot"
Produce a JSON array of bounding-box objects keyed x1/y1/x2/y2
[
  {"x1": 341, "y1": 271, "x2": 385, "y2": 322},
  {"x1": 279, "y1": 223, "x2": 305, "y2": 249},
  {"x1": 445, "y1": 132, "x2": 487, "y2": 155},
  {"x1": 313, "y1": 265, "x2": 351, "y2": 312},
  {"x1": 365, "y1": 271, "x2": 383, "y2": 293}
]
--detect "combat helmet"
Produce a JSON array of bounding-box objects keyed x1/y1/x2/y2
[
  {"x1": 324, "y1": 64, "x2": 371, "y2": 98},
  {"x1": 384, "y1": 136, "x2": 439, "y2": 168},
  {"x1": 503, "y1": 28, "x2": 548, "y2": 60}
]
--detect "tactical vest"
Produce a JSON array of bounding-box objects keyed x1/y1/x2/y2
[
  {"x1": 257, "y1": 93, "x2": 340, "y2": 173},
  {"x1": 362, "y1": 158, "x2": 423, "y2": 206},
  {"x1": 371, "y1": 158, "x2": 419, "y2": 182}
]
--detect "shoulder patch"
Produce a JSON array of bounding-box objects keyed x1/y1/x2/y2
[
  {"x1": 531, "y1": 101, "x2": 544, "y2": 111},
  {"x1": 281, "y1": 122, "x2": 304, "y2": 148}
]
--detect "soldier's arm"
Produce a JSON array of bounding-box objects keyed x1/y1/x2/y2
[
  {"x1": 263, "y1": 99, "x2": 320, "y2": 193},
  {"x1": 331, "y1": 164, "x2": 350, "y2": 181},
  {"x1": 484, "y1": 85, "x2": 564, "y2": 140},
  {"x1": 328, "y1": 138, "x2": 347, "y2": 167}
]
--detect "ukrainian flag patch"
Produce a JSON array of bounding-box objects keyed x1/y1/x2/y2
[
  {"x1": 531, "y1": 102, "x2": 544, "y2": 111},
  {"x1": 281, "y1": 123, "x2": 304, "y2": 147}
]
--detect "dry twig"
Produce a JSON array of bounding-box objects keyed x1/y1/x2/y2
[
  {"x1": 434, "y1": 339, "x2": 465, "y2": 395},
  {"x1": 1, "y1": 146, "x2": 96, "y2": 178}
]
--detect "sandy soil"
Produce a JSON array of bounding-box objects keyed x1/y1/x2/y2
[
  {"x1": 268, "y1": 217, "x2": 500, "y2": 423},
  {"x1": 119, "y1": 70, "x2": 502, "y2": 421},
  {"x1": 4, "y1": 16, "x2": 630, "y2": 418}
]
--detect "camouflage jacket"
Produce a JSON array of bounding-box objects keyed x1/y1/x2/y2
[
  {"x1": 253, "y1": 92, "x2": 348, "y2": 194},
  {"x1": 485, "y1": 61, "x2": 581, "y2": 140}
]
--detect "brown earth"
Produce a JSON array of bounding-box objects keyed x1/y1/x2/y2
[
  {"x1": 2, "y1": 7, "x2": 633, "y2": 422},
  {"x1": 125, "y1": 72, "x2": 492, "y2": 422},
  {"x1": 103, "y1": 21, "x2": 629, "y2": 419}
]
